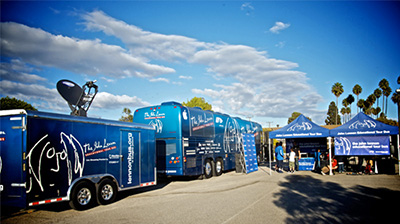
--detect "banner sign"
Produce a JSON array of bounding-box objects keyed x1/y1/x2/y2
[
  {"x1": 298, "y1": 158, "x2": 315, "y2": 171},
  {"x1": 334, "y1": 136, "x2": 390, "y2": 156},
  {"x1": 242, "y1": 133, "x2": 258, "y2": 173},
  {"x1": 286, "y1": 138, "x2": 327, "y2": 153}
]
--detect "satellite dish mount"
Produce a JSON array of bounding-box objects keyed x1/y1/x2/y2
[{"x1": 57, "y1": 79, "x2": 98, "y2": 117}]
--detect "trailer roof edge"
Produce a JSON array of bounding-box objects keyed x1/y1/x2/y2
[{"x1": 0, "y1": 109, "x2": 27, "y2": 116}]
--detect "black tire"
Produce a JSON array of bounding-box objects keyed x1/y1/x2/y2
[
  {"x1": 97, "y1": 178, "x2": 118, "y2": 205},
  {"x1": 69, "y1": 181, "x2": 96, "y2": 210},
  {"x1": 204, "y1": 159, "x2": 214, "y2": 179},
  {"x1": 215, "y1": 159, "x2": 223, "y2": 176}
]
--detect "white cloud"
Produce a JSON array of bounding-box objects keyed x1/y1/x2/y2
[
  {"x1": 0, "y1": 22, "x2": 175, "y2": 78},
  {"x1": 0, "y1": 80, "x2": 67, "y2": 111},
  {"x1": 92, "y1": 92, "x2": 150, "y2": 109},
  {"x1": 179, "y1": 75, "x2": 192, "y2": 80},
  {"x1": 0, "y1": 60, "x2": 47, "y2": 84},
  {"x1": 269, "y1": 21, "x2": 290, "y2": 34},
  {"x1": 80, "y1": 11, "x2": 324, "y2": 122},
  {"x1": 82, "y1": 10, "x2": 209, "y2": 62},
  {"x1": 149, "y1": 77, "x2": 170, "y2": 83},
  {"x1": 0, "y1": 78, "x2": 150, "y2": 116}
]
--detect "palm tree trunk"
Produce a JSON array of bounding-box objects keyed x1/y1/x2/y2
[
  {"x1": 336, "y1": 97, "x2": 338, "y2": 125},
  {"x1": 386, "y1": 96, "x2": 389, "y2": 115}
]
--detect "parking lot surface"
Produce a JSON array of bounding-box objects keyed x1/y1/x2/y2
[{"x1": 2, "y1": 165, "x2": 400, "y2": 224}]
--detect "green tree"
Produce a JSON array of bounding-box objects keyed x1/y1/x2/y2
[
  {"x1": 325, "y1": 101, "x2": 341, "y2": 125},
  {"x1": 331, "y1": 82, "x2": 344, "y2": 125},
  {"x1": 182, "y1": 97, "x2": 212, "y2": 110},
  {"x1": 119, "y1": 108, "x2": 133, "y2": 122},
  {"x1": 287, "y1": 112, "x2": 311, "y2": 124},
  {"x1": 0, "y1": 96, "x2": 37, "y2": 111},
  {"x1": 353, "y1": 84, "x2": 362, "y2": 113}
]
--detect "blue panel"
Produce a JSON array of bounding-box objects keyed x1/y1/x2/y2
[
  {"x1": 242, "y1": 134, "x2": 258, "y2": 173},
  {"x1": 121, "y1": 130, "x2": 140, "y2": 187},
  {"x1": 0, "y1": 113, "x2": 27, "y2": 208},
  {"x1": 334, "y1": 136, "x2": 390, "y2": 156},
  {"x1": 298, "y1": 158, "x2": 315, "y2": 171}
]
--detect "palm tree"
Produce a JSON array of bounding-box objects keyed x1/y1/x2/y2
[
  {"x1": 353, "y1": 84, "x2": 362, "y2": 113},
  {"x1": 357, "y1": 99, "x2": 365, "y2": 112},
  {"x1": 383, "y1": 86, "x2": 392, "y2": 115},
  {"x1": 346, "y1": 94, "x2": 355, "y2": 119},
  {"x1": 342, "y1": 98, "x2": 349, "y2": 122},
  {"x1": 332, "y1": 82, "x2": 344, "y2": 125},
  {"x1": 379, "y1": 79, "x2": 389, "y2": 116},
  {"x1": 374, "y1": 88, "x2": 382, "y2": 108},
  {"x1": 392, "y1": 87, "x2": 400, "y2": 133},
  {"x1": 340, "y1": 107, "x2": 346, "y2": 124}
]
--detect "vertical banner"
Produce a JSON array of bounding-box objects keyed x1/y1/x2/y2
[
  {"x1": 242, "y1": 133, "x2": 259, "y2": 173},
  {"x1": 334, "y1": 136, "x2": 390, "y2": 156}
]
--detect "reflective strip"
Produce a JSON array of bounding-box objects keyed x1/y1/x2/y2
[
  {"x1": 29, "y1": 197, "x2": 68, "y2": 206},
  {"x1": 140, "y1": 182, "x2": 155, "y2": 187}
]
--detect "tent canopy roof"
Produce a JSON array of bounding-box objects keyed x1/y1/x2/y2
[
  {"x1": 330, "y1": 112, "x2": 398, "y2": 136},
  {"x1": 269, "y1": 114, "x2": 330, "y2": 139}
]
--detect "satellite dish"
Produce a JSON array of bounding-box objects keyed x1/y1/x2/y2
[
  {"x1": 57, "y1": 79, "x2": 98, "y2": 117},
  {"x1": 57, "y1": 80, "x2": 84, "y2": 106}
]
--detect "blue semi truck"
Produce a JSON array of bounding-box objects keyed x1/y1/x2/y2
[
  {"x1": 0, "y1": 109, "x2": 156, "y2": 210},
  {"x1": 133, "y1": 102, "x2": 262, "y2": 178}
]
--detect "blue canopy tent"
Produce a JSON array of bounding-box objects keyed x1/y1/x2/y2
[
  {"x1": 330, "y1": 112, "x2": 399, "y2": 174},
  {"x1": 268, "y1": 114, "x2": 331, "y2": 174},
  {"x1": 269, "y1": 114, "x2": 330, "y2": 138},
  {"x1": 330, "y1": 112, "x2": 398, "y2": 137}
]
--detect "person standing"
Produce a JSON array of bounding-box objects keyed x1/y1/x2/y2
[
  {"x1": 289, "y1": 148, "x2": 296, "y2": 173},
  {"x1": 294, "y1": 143, "x2": 301, "y2": 171},
  {"x1": 275, "y1": 142, "x2": 284, "y2": 172},
  {"x1": 337, "y1": 156, "x2": 345, "y2": 173},
  {"x1": 314, "y1": 149, "x2": 321, "y2": 172}
]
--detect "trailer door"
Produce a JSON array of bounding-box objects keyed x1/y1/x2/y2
[
  {"x1": 120, "y1": 130, "x2": 140, "y2": 188},
  {"x1": 0, "y1": 113, "x2": 27, "y2": 207}
]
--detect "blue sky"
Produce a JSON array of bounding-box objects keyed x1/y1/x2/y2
[{"x1": 1, "y1": 1, "x2": 399, "y2": 127}]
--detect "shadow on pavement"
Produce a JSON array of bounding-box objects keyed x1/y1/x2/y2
[{"x1": 273, "y1": 174, "x2": 400, "y2": 224}]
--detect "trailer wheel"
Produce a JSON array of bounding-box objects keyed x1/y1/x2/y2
[
  {"x1": 69, "y1": 181, "x2": 96, "y2": 210},
  {"x1": 204, "y1": 159, "x2": 214, "y2": 178},
  {"x1": 97, "y1": 179, "x2": 117, "y2": 205},
  {"x1": 215, "y1": 159, "x2": 223, "y2": 176}
]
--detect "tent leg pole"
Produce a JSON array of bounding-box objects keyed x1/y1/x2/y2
[
  {"x1": 269, "y1": 138, "x2": 272, "y2": 175},
  {"x1": 329, "y1": 137, "x2": 333, "y2": 176}
]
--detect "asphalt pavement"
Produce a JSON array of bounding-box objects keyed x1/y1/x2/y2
[{"x1": 2, "y1": 163, "x2": 400, "y2": 224}]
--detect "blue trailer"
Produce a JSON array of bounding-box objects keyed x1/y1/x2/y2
[
  {"x1": 0, "y1": 109, "x2": 156, "y2": 210},
  {"x1": 132, "y1": 102, "x2": 262, "y2": 178}
]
